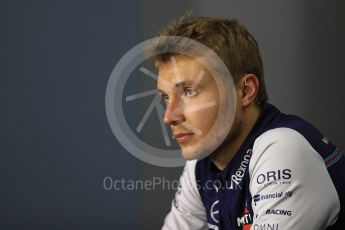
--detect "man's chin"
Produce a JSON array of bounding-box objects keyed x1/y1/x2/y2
[
  {"x1": 180, "y1": 147, "x2": 211, "y2": 161},
  {"x1": 178, "y1": 131, "x2": 228, "y2": 161}
]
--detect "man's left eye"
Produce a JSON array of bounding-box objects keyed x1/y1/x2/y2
[{"x1": 184, "y1": 87, "x2": 197, "y2": 97}]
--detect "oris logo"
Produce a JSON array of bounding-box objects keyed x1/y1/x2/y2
[
  {"x1": 266, "y1": 208, "x2": 292, "y2": 216},
  {"x1": 256, "y1": 169, "x2": 291, "y2": 184}
]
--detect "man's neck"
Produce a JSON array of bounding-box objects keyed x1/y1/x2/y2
[{"x1": 210, "y1": 105, "x2": 261, "y2": 171}]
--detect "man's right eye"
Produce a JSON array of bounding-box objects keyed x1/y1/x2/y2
[{"x1": 161, "y1": 95, "x2": 169, "y2": 103}]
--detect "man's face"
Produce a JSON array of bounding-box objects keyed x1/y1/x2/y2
[{"x1": 157, "y1": 55, "x2": 232, "y2": 160}]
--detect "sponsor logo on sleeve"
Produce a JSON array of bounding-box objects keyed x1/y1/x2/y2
[
  {"x1": 256, "y1": 169, "x2": 292, "y2": 190},
  {"x1": 265, "y1": 208, "x2": 292, "y2": 216},
  {"x1": 253, "y1": 191, "x2": 292, "y2": 206},
  {"x1": 253, "y1": 223, "x2": 279, "y2": 230}
]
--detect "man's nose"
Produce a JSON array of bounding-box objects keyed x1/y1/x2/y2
[{"x1": 163, "y1": 98, "x2": 185, "y2": 125}]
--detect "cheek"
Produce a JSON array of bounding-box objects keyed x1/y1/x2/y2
[
  {"x1": 185, "y1": 102, "x2": 219, "y2": 133},
  {"x1": 205, "y1": 104, "x2": 219, "y2": 126},
  {"x1": 184, "y1": 85, "x2": 220, "y2": 133}
]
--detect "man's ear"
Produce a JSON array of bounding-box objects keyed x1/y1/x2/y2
[{"x1": 238, "y1": 74, "x2": 259, "y2": 107}]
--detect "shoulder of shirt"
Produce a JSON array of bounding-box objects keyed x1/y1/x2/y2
[
  {"x1": 248, "y1": 127, "x2": 325, "y2": 176},
  {"x1": 247, "y1": 127, "x2": 340, "y2": 228}
]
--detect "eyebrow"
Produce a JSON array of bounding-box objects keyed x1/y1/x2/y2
[
  {"x1": 157, "y1": 80, "x2": 195, "y2": 94},
  {"x1": 173, "y1": 80, "x2": 196, "y2": 89},
  {"x1": 157, "y1": 89, "x2": 166, "y2": 95}
]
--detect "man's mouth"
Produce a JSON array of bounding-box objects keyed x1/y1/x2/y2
[{"x1": 173, "y1": 133, "x2": 194, "y2": 143}]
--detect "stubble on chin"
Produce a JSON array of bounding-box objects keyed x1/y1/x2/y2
[
  {"x1": 179, "y1": 118, "x2": 239, "y2": 161},
  {"x1": 208, "y1": 117, "x2": 242, "y2": 160}
]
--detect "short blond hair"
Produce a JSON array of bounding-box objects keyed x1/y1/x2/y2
[{"x1": 152, "y1": 14, "x2": 268, "y2": 105}]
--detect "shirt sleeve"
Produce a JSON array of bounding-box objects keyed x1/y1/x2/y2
[
  {"x1": 162, "y1": 160, "x2": 208, "y2": 230},
  {"x1": 249, "y1": 128, "x2": 340, "y2": 230}
]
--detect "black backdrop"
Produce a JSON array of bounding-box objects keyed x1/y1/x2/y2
[{"x1": 1, "y1": 0, "x2": 344, "y2": 229}]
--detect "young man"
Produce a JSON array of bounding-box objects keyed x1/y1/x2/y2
[{"x1": 153, "y1": 15, "x2": 344, "y2": 230}]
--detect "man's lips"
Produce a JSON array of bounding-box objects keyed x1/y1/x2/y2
[{"x1": 173, "y1": 133, "x2": 194, "y2": 143}]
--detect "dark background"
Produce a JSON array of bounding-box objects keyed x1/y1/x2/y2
[{"x1": 1, "y1": 0, "x2": 344, "y2": 229}]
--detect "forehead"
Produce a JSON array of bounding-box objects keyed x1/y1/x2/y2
[{"x1": 157, "y1": 55, "x2": 213, "y2": 90}]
